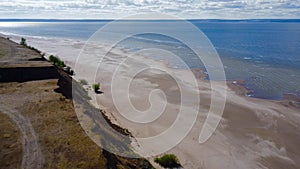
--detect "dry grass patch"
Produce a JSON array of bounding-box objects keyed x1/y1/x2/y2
[{"x1": 0, "y1": 113, "x2": 22, "y2": 169}]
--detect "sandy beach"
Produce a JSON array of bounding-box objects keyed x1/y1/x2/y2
[{"x1": 5, "y1": 34, "x2": 300, "y2": 169}]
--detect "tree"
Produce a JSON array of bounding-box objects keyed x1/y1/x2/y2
[{"x1": 20, "y1": 37, "x2": 27, "y2": 46}]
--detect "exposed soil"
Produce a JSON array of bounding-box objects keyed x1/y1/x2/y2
[{"x1": 0, "y1": 36, "x2": 152, "y2": 169}]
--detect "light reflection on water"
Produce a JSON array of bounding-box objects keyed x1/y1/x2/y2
[{"x1": 0, "y1": 22, "x2": 40, "y2": 27}]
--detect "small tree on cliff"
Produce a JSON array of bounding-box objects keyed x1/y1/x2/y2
[
  {"x1": 92, "y1": 83, "x2": 100, "y2": 93},
  {"x1": 20, "y1": 37, "x2": 27, "y2": 46}
]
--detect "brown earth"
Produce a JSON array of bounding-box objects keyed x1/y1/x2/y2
[
  {"x1": 0, "y1": 36, "x2": 152, "y2": 169},
  {"x1": 0, "y1": 112, "x2": 22, "y2": 169}
]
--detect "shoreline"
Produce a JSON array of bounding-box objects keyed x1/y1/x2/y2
[
  {"x1": 2, "y1": 33, "x2": 300, "y2": 168},
  {"x1": 1, "y1": 32, "x2": 299, "y2": 102}
]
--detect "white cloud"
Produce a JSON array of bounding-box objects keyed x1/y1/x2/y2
[{"x1": 0, "y1": 0, "x2": 299, "y2": 19}]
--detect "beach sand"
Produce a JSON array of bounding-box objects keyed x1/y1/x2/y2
[{"x1": 6, "y1": 34, "x2": 300, "y2": 169}]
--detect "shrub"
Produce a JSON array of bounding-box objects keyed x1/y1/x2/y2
[
  {"x1": 79, "y1": 79, "x2": 88, "y2": 85},
  {"x1": 154, "y1": 154, "x2": 181, "y2": 168},
  {"x1": 49, "y1": 55, "x2": 59, "y2": 63},
  {"x1": 20, "y1": 37, "x2": 27, "y2": 46},
  {"x1": 49, "y1": 55, "x2": 65, "y2": 68},
  {"x1": 55, "y1": 60, "x2": 65, "y2": 68},
  {"x1": 92, "y1": 83, "x2": 100, "y2": 92}
]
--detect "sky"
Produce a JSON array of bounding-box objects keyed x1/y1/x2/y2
[{"x1": 0, "y1": 0, "x2": 299, "y2": 19}]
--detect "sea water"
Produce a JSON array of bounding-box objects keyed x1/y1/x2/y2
[{"x1": 0, "y1": 19, "x2": 299, "y2": 99}]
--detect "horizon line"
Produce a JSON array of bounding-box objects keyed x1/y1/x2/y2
[{"x1": 0, "y1": 18, "x2": 299, "y2": 22}]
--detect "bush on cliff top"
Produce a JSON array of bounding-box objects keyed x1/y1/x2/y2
[
  {"x1": 92, "y1": 83, "x2": 100, "y2": 93},
  {"x1": 154, "y1": 154, "x2": 181, "y2": 168},
  {"x1": 20, "y1": 37, "x2": 27, "y2": 46},
  {"x1": 49, "y1": 55, "x2": 65, "y2": 68}
]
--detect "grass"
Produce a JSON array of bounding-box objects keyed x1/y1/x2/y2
[
  {"x1": 154, "y1": 154, "x2": 181, "y2": 168},
  {"x1": 0, "y1": 78, "x2": 153, "y2": 169},
  {"x1": 23, "y1": 86, "x2": 107, "y2": 168},
  {"x1": 0, "y1": 113, "x2": 22, "y2": 168},
  {"x1": 79, "y1": 79, "x2": 88, "y2": 85}
]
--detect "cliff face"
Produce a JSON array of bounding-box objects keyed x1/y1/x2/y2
[
  {"x1": 0, "y1": 67, "x2": 60, "y2": 82},
  {"x1": 0, "y1": 37, "x2": 152, "y2": 169}
]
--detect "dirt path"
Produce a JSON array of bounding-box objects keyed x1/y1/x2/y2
[{"x1": 0, "y1": 103, "x2": 43, "y2": 169}]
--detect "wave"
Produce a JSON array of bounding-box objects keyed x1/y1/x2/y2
[{"x1": 0, "y1": 31, "x2": 63, "y2": 41}]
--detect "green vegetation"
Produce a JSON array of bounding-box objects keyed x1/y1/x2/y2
[
  {"x1": 48, "y1": 55, "x2": 74, "y2": 75},
  {"x1": 79, "y1": 79, "x2": 88, "y2": 85},
  {"x1": 19, "y1": 37, "x2": 44, "y2": 57},
  {"x1": 20, "y1": 37, "x2": 27, "y2": 46},
  {"x1": 154, "y1": 154, "x2": 181, "y2": 168},
  {"x1": 49, "y1": 55, "x2": 65, "y2": 68},
  {"x1": 92, "y1": 83, "x2": 100, "y2": 92}
]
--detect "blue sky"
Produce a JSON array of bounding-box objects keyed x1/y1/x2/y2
[{"x1": 0, "y1": 0, "x2": 299, "y2": 19}]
